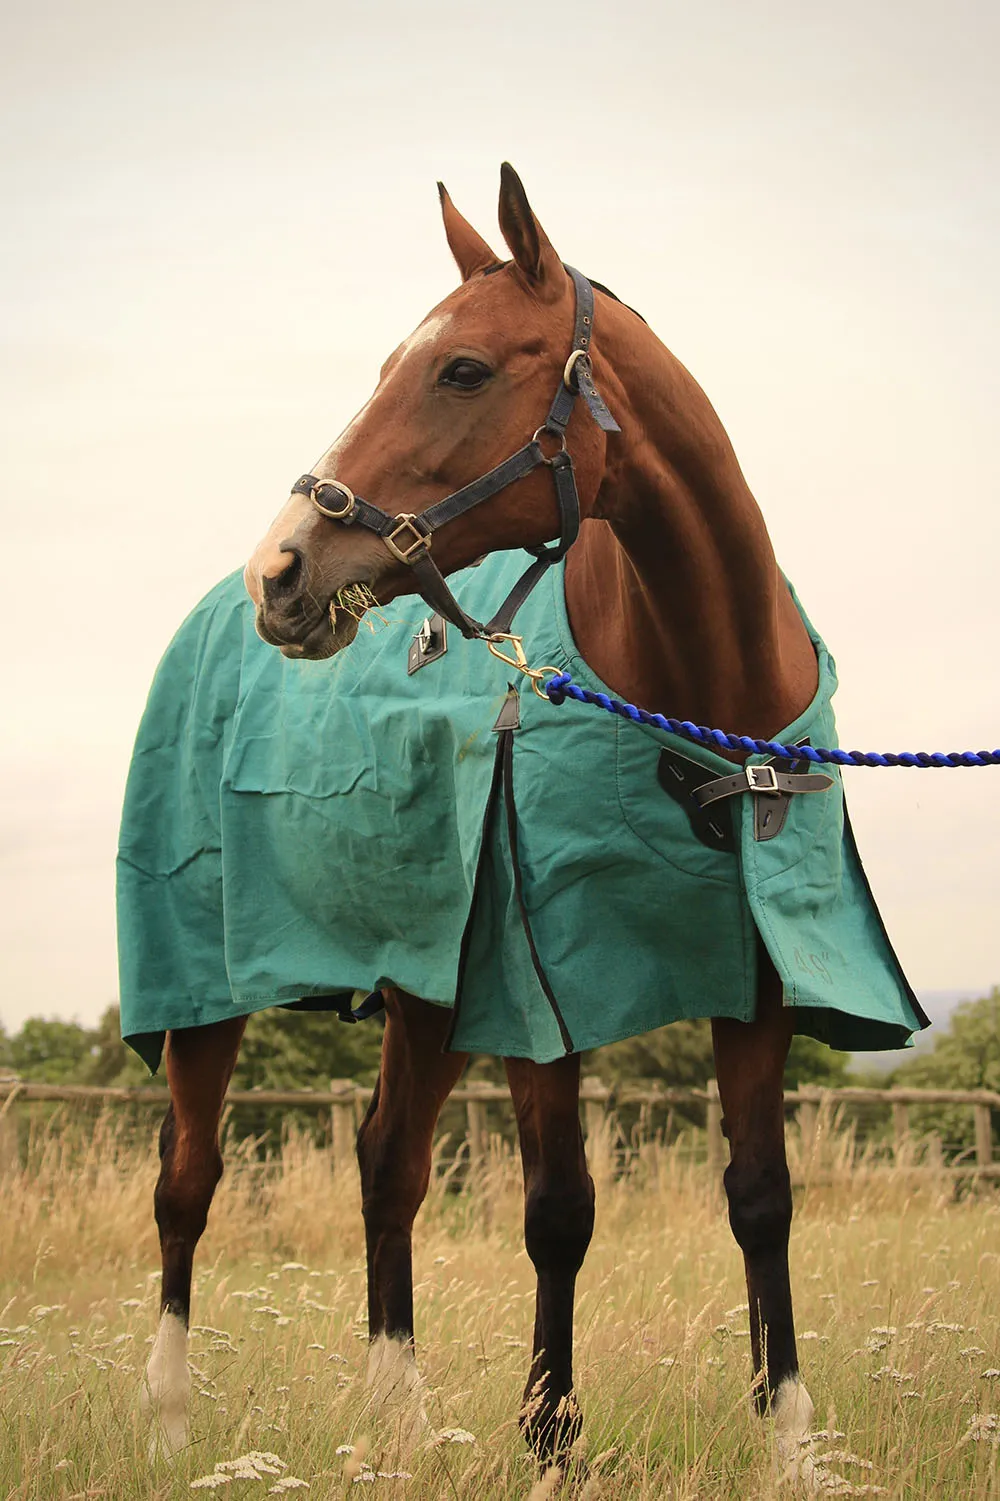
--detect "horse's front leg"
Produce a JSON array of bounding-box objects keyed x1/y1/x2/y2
[
  {"x1": 712, "y1": 963, "x2": 815, "y2": 1462},
  {"x1": 145, "y1": 1016, "x2": 246, "y2": 1456},
  {"x1": 505, "y1": 1053, "x2": 595, "y2": 1465},
  {"x1": 357, "y1": 991, "x2": 466, "y2": 1417}
]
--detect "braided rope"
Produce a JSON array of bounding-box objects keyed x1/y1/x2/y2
[{"x1": 543, "y1": 673, "x2": 1000, "y2": 768}]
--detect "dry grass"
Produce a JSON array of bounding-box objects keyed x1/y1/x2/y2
[{"x1": 3, "y1": 1111, "x2": 1000, "y2": 1499}]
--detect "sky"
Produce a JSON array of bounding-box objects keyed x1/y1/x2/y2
[{"x1": 1, "y1": 0, "x2": 998, "y2": 1035}]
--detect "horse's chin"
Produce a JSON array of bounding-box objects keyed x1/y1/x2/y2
[{"x1": 279, "y1": 608, "x2": 362, "y2": 660}]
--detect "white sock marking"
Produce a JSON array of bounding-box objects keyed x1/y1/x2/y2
[
  {"x1": 772, "y1": 1375, "x2": 818, "y2": 1488},
  {"x1": 366, "y1": 1333, "x2": 428, "y2": 1446},
  {"x1": 143, "y1": 1310, "x2": 190, "y2": 1457}
]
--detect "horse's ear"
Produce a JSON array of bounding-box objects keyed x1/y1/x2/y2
[
  {"x1": 438, "y1": 182, "x2": 497, "y2": 282},
  {"x1": 497, "y1": 163, "x2": 564, "y2": 300}
]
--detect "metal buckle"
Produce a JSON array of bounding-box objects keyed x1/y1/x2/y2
[
  {"x1": 384, "y1": 514, "x2": 431, "y2": 563},
  {"x1": 417, "y1": 618, "x2": 434, "y2": 654},
  {"x1": 746, "y1": 764, "x2": 780, "y2": 795},
  {"x1": 563, "y1": 348, "x2": 590, "y2": 389},
  {"x1": 310, "y1": 479, "x2": 356, "y2": 520},
  {"x1": 531, "y1": 425, "x2": 569, "y2": 464}
]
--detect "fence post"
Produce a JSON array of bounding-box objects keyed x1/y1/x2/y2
[
  {"x1": 798, "y1": 1092, "x2": 819, "y2": 1168},
  {"x1": 974, "y1": 1104, "x2": 993, "y2": 1169},
  {"x1": 892, "y1": 1102, "x2": 910, "y2": 1161},
  {"x1": 581, "y1": 1075, "x2": 607, "y2": 1145},
  {"x1": 705, "y1": 1079, "x2": 723, "y2": 1191},
  {"x1": 465, "y1": 1081, "x2": 489, "y2": 1170},
  {"x1": 329, "y1": 1079, "x2": 357, "y2": 1175},
  {"x1": 0, "y1": 1084, "x2": 20, "y2": 1175}
]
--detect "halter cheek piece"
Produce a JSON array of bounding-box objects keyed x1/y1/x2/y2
[{"x1": 289, "y1": 267, "x2": 620, "y2": 641}]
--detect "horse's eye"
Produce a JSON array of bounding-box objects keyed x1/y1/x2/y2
[{"x1": 440, "y1": 358, "x2": 491, "y2": 390}]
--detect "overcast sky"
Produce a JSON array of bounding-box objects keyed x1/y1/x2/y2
[{"x1": 2, "y1": 0, "x2": 997, "y2": 1034}]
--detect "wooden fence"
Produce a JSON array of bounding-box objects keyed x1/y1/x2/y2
[{"x1": 1, "y1": 1077, "x2": 997, "y2": 1179}]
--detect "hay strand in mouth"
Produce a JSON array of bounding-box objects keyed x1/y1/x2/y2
[{"x1": 329, "y1": 582, "x2": 392, "y2": 633}]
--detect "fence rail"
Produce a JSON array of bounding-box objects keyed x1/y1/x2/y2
[{"x1": 2, "y1": 1077, "x2": 997, "y2": 1179}]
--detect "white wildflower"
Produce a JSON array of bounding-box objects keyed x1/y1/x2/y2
[
  {"x1": 818, "y1": 1451, "x2": 874, "y2": 1471},
  {"x1": 268, "y1": 1481, "x2": 309, "y2": 1493},
  {"x1": 430, "y1": 1428, "x2": 476, "y2": 1446},
  {"x1": 190, "y1": 1475, "x2": 232, "y2": 1490},
  {"x1": 281, "y1": 1263, "x2": 308, "y2": 1272},
  {"x1": 983, "y1": 1370, "x2": 1000, "y2": 1379},
  {"x1": 335, "y1": 1445, "x2": 354, "y2": 1456},
  {"x1": 963, "y1": 1413, "x2": 1000, "y2": 1444}
]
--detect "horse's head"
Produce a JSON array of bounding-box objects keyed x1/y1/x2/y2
[{"x1": 246, "y1": 165, "x2": 615, "y2": 658}]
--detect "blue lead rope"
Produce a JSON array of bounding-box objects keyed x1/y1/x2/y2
[{"x1": 543, "y1": 673, "x2": 1000, "y2": 768}]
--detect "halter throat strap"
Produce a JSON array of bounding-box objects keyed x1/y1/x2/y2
[{"x1": 290, "y1": 267, "x2": 620, "y2": 640}]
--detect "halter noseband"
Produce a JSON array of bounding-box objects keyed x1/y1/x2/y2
[{"x1": 289, "y1": 267, "x2": 620, "y2": 641}]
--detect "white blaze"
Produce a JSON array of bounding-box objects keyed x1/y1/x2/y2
[{"x1": 143, "y1": 1309, "x2": 190, "y2": 1457}]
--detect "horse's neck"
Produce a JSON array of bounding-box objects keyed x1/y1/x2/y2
[{"x1": 564, "y1": 322, "x2": 818, "y2": 740}]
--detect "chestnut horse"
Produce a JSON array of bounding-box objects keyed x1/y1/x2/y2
[{"x1": 146, "y1": 165, "x2": 823, "y2": 1465}]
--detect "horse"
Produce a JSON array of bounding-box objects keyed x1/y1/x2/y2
[{"x1": 136, "y1": 163, "x2": 923, "y2": 1470}]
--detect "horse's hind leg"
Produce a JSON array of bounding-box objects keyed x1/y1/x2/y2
[
  {"x1": 145, "y1": 1016, "x2": 246, "y2": 1455},
  {"x1": 357, "y1": 991, "x2": 466, "y2": 1419},
  {"x1": 506, "y1": 1053, "x2": 595, "y2": 1465},
  {"x1": 712, "y1": 960, "x2": 815, "y2": 1457}
]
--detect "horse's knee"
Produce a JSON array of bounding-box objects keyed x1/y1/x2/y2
[
  {"x1": 723, "y1": 1156, "x2": 792, "y2": 1258},
  {"x1": 357, "y1": 1115, "x2": 428, "y2": 1232},
  {"x1": 524, "y1": 1171, "x2": 595, "y2": 1276}
]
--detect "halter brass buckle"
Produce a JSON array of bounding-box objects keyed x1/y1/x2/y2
[
  {"x1": 311, "y1": 479, "x2": 356, "y2": 520},
  {"x1": 384, "y1": 515, "x2": 431, "y2": 563}
]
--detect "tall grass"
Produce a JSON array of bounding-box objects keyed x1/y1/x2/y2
[{"x1": 3, "y1": 1109, "x2": 1000, "y2": 1499}]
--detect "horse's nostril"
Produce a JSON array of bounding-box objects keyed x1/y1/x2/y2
[{"x1": 261, "y1": 547, "x2": 304, "y2": 604}]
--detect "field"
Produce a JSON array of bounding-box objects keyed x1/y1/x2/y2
[{"x1": 3, "y1": 1114, "x2": 1000, "y2": 1500}]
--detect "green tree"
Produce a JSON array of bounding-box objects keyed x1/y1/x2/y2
[
  {"x1": 894, "y1": 988, "x2": 1000, "y2": 1155},
  {"x1": 589, "y1": 1018, "x2": 850, "y2": 1091},
  {"x1": 6, "y1": 1017, "x2": 94, "y2": 1083},
  {"x1": 234, "y1": 1005, "x2": 384, "y2": 1091},
  {"x1": 784, "y1": 1034, "x2": 850, "y2": 1089},
  {"x1": 84, "y1": 1006, "x2": 154, "y2": 1087}
]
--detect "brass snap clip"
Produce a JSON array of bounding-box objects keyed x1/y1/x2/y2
[{"x1": 486, "y1": 633, "x2": 563, "y2": 700}]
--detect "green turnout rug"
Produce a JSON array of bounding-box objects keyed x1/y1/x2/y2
[{"x1": 117, "y1": 556, "x2": 927, "y2": 1073}]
